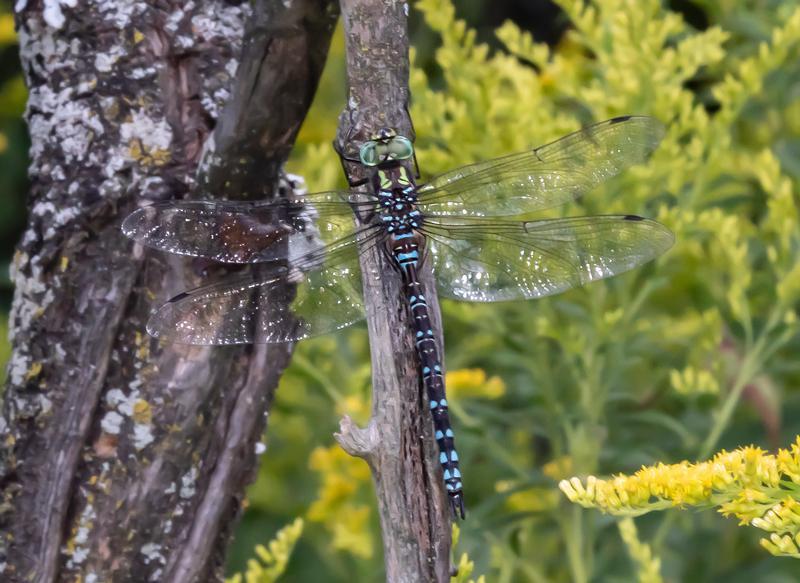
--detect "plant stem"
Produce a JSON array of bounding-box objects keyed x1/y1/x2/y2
[{"x1": 562, "y1": 504, "x2": 589, "y2": 583}]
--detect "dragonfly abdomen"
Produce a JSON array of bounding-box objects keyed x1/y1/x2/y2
[{"x1": 403, "y1": 265, "x2": 465, "y2": 519}]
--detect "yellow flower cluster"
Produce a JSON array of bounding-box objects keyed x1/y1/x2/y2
[
  {"x1": 226, "y1": 518, "x2": 304, "y2": 583},
  {"x1": 450, "y1": 524, "x2": 486, "y2": 583},
  {"x1": 0, "y1": 14, "x2": 15, "y2": 45},
  {"x1": 669, "y1": 366, "x2": 719, "y2": 396},
  {"x1": 493, "y1": 456, "x2": 573, "y2": 513},
  {"x1": 307, "y1": 445, "x2": 373, "y2": 559},
  {"x1": 560, "y1": 437, "x2": 800, "y2": 557},
  {"x1": 446, "y1": 368, "x2": 506, "y2": 400}
]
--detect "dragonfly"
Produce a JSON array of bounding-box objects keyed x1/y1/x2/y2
[{"x1": 122, "y1": 115, "x2": 674, "y2": 520}]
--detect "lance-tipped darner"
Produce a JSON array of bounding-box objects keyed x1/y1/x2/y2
[{"x1": 122, "y1": 116, "x2": 675, "y2": 519}]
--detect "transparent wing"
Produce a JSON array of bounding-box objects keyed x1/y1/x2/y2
[
  {"x1": 146, "y1": 227, "x2": 384, "y2": 345},
  {"x1": 122, "y1": 191, "x2": 374, "y2": 264},
  {"x1": 418, "y1": 116, "x2": 665, "y2": 217},
  {"x1": 422, "y1": 215, "x2": 674, "y2": 302}
]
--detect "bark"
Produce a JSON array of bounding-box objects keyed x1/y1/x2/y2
[
  {"x1": 0, "y1": 1, "x2": 336, "y2": 582},
  {"x1": 333, "y1": 1, "x2": 452, "y2": 582}
]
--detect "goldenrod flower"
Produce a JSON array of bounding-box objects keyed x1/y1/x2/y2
[
  {"x1": 446, "y1": 368, "x2": 506, "y2": 400},
  {"x1": 560, "y1": 437, "x2": 800, "y2": 557},
  {"x1": 226, "y1": 518, "x2": 304, "y2": 583},
  {"x1": 451, "y1": 524, "x2": 487, "y2": 583},
  {"x1": 308, "y1": 446, "x2": 373, "y2": 559}
]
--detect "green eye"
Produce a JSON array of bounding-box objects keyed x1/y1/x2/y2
[
  {"x1": 359, "y1": 135, "x2": 413, "y2": 166},
  {"x1": 387, "y1": 136, "x2": 414, "y2": 160},
  {"x1": 359, "y1": 141, "x2": 379, "y2": 166}
]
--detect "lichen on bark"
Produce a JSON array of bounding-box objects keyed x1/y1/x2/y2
[{"x1": 0, "y1": 1, "x2": 337, "y2": 581}]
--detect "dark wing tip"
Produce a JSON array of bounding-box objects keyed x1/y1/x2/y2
[
  {"x1": 609, "y1": 115, "x2": 632, "y2": 124},
  {"x1": 120, "y1": 208, "x2": 142, "y2": 238},
  {"x1": 145, "y1": 317, "x2": 161, "y2": 338},
  {"x1": 605, "y1": 115, "x2": 667, "y2": 149},
  {"x1": 168, "y1": 291, "x2": 191, "y2": 303},
  {"x1": 638, "y1": 217, "x2": 677, "y2": 252},
  {"x1": 121, "y1": 206, "x2": 158, "y2": 240},
  {"x1": 145, "y1": 291, "x2": 190, "y2": 340}
]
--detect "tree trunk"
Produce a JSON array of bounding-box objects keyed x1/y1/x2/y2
[
  {"x1": 333, "y1": 1, "x2": 453, "y2": 581},
  {"x1": 0, "y1": 1, "x2": 337, "y2": 582}
]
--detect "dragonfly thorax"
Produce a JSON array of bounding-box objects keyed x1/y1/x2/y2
[
  {"x1": 375, "y1": 166, "x2": 424, "y2": 232},
  {"x1": 371, "y1": 164, "x2": 426, "y2": 270}
]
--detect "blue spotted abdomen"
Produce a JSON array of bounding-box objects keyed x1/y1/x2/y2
[{"x1": 405, "y1": 275, "x2": 465, "y2": 518}]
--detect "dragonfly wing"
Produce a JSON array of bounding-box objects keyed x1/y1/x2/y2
[
  {"x1": 423, "y1": 215, "x2": 674, "y2": 302},
  {"x1": 122, "y1": 191, "x2": 369, "y2": 264},
  {"x1": 418, "y1": 116, "x2": 665, "y2": 217},
  {"x1": 147, "y1": 227, "x2": 383, "y2": 344}
]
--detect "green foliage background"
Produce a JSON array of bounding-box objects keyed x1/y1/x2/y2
[{"x1": 2, "y1": 1, "x2": 800, "y2": 582}]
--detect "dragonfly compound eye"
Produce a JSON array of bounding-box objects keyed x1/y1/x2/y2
[
  {"x1": 359, "y1": 141, "x2": 380, "y2": 166},
  {"x1": 387, "y1": 136, "x2": 414, "y2": 160}
]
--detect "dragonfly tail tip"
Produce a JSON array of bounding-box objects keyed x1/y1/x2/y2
[{"x1": 449, "y1": 492, "x2": 466, "y2": 520}]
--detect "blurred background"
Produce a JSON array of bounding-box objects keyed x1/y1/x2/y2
[{"x1": 3, "y1": 1, "x2": 800, "y2": 581}]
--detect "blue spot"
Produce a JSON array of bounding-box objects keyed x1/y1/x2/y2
[
  {"x1": 409, "y1": 295, "x2": 417, "y2": 303},
  {"x1": 418, "y1": 294, "x2": 425, "y2": 301},
  {"x1": 453, "y1": 468, "x2": 461, "y2": 478},
  {"x1": 429, "y1": 400, "x2": 437, "y2": 409},
  {"x1": 388, "y1": 226, "x2": 394, "y2": 232},
  {"x1": 395, "y1": 203, "x2": 403, "y2": 210},
  {"x1": 440, "y1": 398, "x2": 448, "y2": 407},
  {"x1": 395, "y1": 232, "x2": 413, "y2": 239},
  {"x1": 445, "y1": 429, "x2": 454, "y2": 438},
  {"x1": 381, "y1": 215, "x2": 393, "y2": 221},
  {"x1": 439, "y1": 452, "x2": 447, "y2": 464},
  {"x1": 454, "y1": 481, "x2": 462, "y2": 489},
  {"x1": 443, "y1": 469, "x2": 451, "y2": 479},
  {"x1": 416, "y1": 331, "x2": 423, "y2": 338},
  {"x1": 446, "y1": 483, "x2": 454, "y2": 491},
  {"x1": 434, "y1": 364, "x2": 441, "y2": 372},
  {"x1": 409, "y1": 210, "x2": 421, "y2": 216},
  {"x1": 396, "y1": 251, "x2": 419, "y2": 262},
  {"x1": 450, "y1": 451, "x2": 459, "y2": 462},
  {"x1": 423, "y1": 366, "x2": 431, "y2": 375},
  {"x1": 435, "y1": 430, "x2": 444, "y2": 440}
]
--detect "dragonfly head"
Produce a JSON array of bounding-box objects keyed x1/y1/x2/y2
[
  {"x1": 374, "y1": 127, "x2": 397, "y2": 141},
  {"x1": 359, "y1": 128, "x2": 414, "y2": 167}
]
